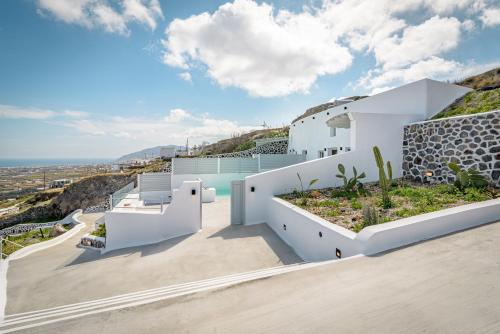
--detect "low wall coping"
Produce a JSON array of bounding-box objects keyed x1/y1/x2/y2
[{"x1": 407, "y1": 109, "x2": 499, "y2": 126}]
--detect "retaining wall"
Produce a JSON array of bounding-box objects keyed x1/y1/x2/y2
[
  {"x1": 402, "y1": 110, "x2": 499, "y2": 186},
  {"x1": 268, "y1": 198, "x2": 500, "y2": 262}
]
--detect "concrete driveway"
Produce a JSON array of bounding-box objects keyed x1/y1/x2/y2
[
  {"x1": 10, "y1": 220, "x2": 500, "y2": 334},
  {"x1": 6, "y1": 198, "x2": 301, "y2": 314}
]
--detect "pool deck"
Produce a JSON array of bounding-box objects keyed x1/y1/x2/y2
[{"x1": 5, "y1": 198, "x2": 301, "y2": 314}]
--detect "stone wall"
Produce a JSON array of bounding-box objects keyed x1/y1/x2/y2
[
  {"x1": 203, "y1": 139, "x2": 288, "y2": 158},
  {"x1": 402, "y1": 110, "x2": 499, "y2": 187}
]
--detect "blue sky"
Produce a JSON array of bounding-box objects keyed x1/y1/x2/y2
[{"x1": 0, "y1": 0, "x2": 499, "y2": 159}]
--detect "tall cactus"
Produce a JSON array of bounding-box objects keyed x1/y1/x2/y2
[{"x1": 373, "y1": 146, "x2": 392, "y2": 208}]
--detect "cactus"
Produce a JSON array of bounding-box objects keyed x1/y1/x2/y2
[
  {"x1": 362, "y1": 205, "x2": 379, "y2": 227},
  {"x1": 336, "y1": 163, "x2": 366, "y2": 197},
  {"x1": 373, "y1": 146, "x2": 393, "y2": 208},
  {"x1": 448, "y1": 162, "x2": 488, "y2": 191}
]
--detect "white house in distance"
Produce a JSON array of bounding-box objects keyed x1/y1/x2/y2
[{"x1": 288, "y1": 79, "x2": 471, "y2": 161}]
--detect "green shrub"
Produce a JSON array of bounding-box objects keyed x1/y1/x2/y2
[
  {"x1": 326, "y1": 209, "x2": 339, "y2": 217},
  {"x1": 91, "y1": 224, "x2": 106, "y2": 238},
  {"x1": 448, "y1": 162, "x2": 488, "y2": 191},
  {"x1": 297, "y1": 197, "x2": 309, "y2": 207},
  {"x1": 464, "y1": 187, "x2": 491, "y2": 202},
  {"x1": 350, "y1": 198, "x2": 362, "y2": 210}
]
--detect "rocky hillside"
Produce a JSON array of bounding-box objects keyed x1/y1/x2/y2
[
  {"x1": 200, "y1": 127, "x2": 289, "y2": 155},
  {"x1": 0, "y1": 173, "x2": 133, "y2": 229},
  {"x1": 432, "y1": 67, "x2": 500, "y2": 119},
  {"x1": 456, "y1": 67, "x2": 500, "y2": 89}
]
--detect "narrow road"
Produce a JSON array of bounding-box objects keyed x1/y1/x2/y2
[
  {"x1": 7, "y1": 220, "x2": 500, "y2": 334},
  {"x1": 5, "y1": 199, "x2": 300, "y2": 314}
]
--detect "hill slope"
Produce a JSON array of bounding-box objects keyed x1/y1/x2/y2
[
  {"x1": 116, "y1": 145, "x2": 184, "y2": 162},
  {"x1": 200, "y1": 127, "x2": 288, "y2": 155},
  {"x1": 456, "y1": 67, "x2": 500, "y2": 89},
  {"x1": 432, "y1": 67, "x2": 500, "y2": 119}
]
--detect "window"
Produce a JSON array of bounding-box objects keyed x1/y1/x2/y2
[
  {"x1": 302, "y1": 150, "x2": 307, "y2": 156},
  {"x1": 328, "y1": 148, "x2": 338, "y2": 156},
  {"x1": 318, "y1": 151, "x2": 324, "y2": 158},
  {"x1": 345, "y1": 147, "x2": 351, "y2": 152},
  {"x1": 330, "y1": 127, "x2": 336, "y2": 137}
]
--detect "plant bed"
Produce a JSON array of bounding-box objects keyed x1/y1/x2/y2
[
  {"x1": 1, "y1": 224, "x2": 73, "y2": 257},
  {"x1": 279, "y1": 181, "x2": 498, "y2": 233}
]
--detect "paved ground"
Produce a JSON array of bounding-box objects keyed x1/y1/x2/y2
[
  {"x1": 16, "y1": 220, "x2": 500, "y2": 334},
  {"x1": 6, "y1": 198, "x2": 301, "y2": 314}
]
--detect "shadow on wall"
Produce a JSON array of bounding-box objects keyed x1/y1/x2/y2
[
  {"x1": 208, "y1": 223, "x2": 302, "y2": 265},
  {"x1": 64, "y1": 233, "x2": 193, "y2": 267}
]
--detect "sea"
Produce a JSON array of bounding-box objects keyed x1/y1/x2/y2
[{"x1": 0, "y1": 158, "x2": 114, "y2": 168}]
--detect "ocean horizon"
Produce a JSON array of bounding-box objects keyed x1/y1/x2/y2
[{"x1": 0, "y1": 158, "x2": 114, "y2": 168}]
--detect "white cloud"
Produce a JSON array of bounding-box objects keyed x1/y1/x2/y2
[
  {"x1": 123, "y1": 0, "x2": 164, "y2": 30},
  {"x1": 373, "y1": 16, "x2": 462, "y2": 70},
  {"x1": 462, "y1": 19, "x2": 476, "y2": 31},
  {"x1": 359, "y1": 57, "x2": 462, "y2": 91},
  {"x1": 63, "y1": 110, "x2": 89, "y2": 118},
  {"x1": 163, "y1": 0, "x2": 352, "y2": 97},
  {"x1": 162, "y1": 0, "x2": 499, "y2": 97},
  {"x1": 0, "y1": 104, "x2": 57, "y2": 119},
  {"x1": 164, "y1": 108, "x2": 191, "y2": 123},
  {"x1": 37, "y1": 0, "x2": 163, "y2": 35},
  {"x1": 179, "y1": 72, "x2": 192, "y2": 82},
  {"x1": 480, "y1": 6, "x2": 500, "y2": 27},
  {"x1": 55, "y1": 108, "x2": 259, "y2": 145},
  {"x1": 93, "y1": 3, "x2": 128, "y2": 35}
]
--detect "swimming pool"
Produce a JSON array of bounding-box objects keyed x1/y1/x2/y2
[{"x1": 215, "y1": 187, "x2": 231, "y2": 198}]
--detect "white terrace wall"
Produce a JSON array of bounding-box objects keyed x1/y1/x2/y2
[
  {"x1": 104, "y1": 181, "x2": 201, "y2": 253},
  {"x1": 268, "y1": 198, "x2": 500, "y2": 262},
  {"x1": 245, "y1": 112, "x2": 415, "y2": 225}
]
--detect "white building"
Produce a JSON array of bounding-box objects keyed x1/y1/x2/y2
[{"x1": 288, "y1": 79, "x2": 471, "y2": 161}]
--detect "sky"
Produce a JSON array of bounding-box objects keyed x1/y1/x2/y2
[{"x1": 0, "y1": 0, "x2": 499, "y2": 159}]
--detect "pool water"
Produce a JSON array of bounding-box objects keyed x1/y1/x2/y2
[{"x1": 216, "y1": 188, "x2": 231, "y2": 197}]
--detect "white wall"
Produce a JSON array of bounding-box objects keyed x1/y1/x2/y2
[
  {"x1": 357, "y1": 198, "x2": 500, "y2": 255},
  {"x1": 268, "y1": 198, "x2": 359, "y2": 261},
  {"x1": 139, "y1": 191, "x2": 172, "y2": 204},
  {"x1": 288, "y1": 79, "x2": 472, "y2": 158},
  {"x1": 104, "y1": 181, "x2": 201, "y2": 253},
  {"x1": 267, "y1": 198, "x2": 500, "y2": 262}
]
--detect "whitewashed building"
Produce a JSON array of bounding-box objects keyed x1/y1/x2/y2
[{"x1": 288, "y1": 79, "x2": 471, "y2": 161}]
